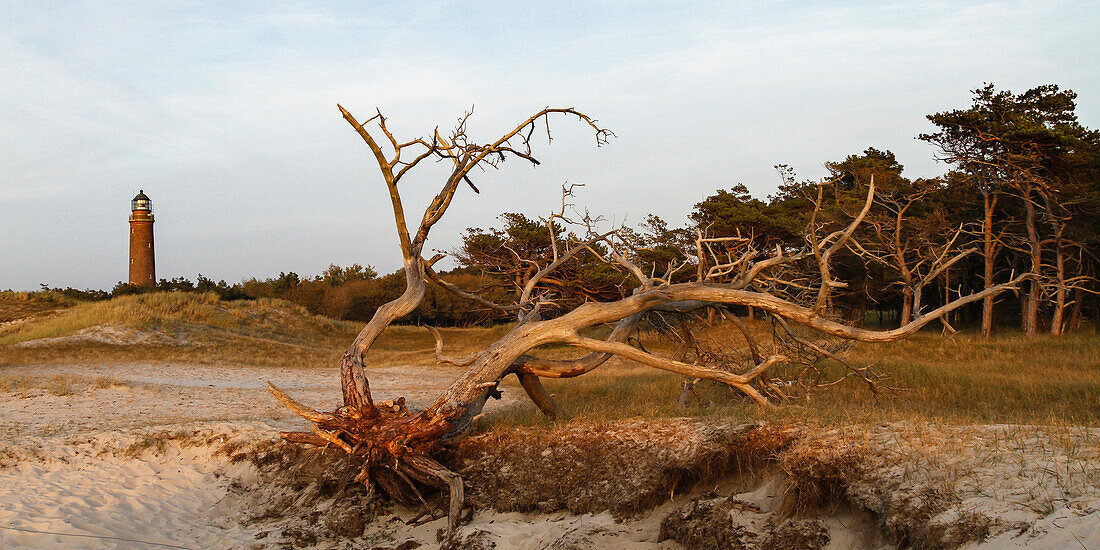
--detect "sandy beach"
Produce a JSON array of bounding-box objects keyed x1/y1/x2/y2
[
  {"x1": 1, "y1": 361, "x2": 1097, "y2": 549},
  {"x1": 0, "y1": 362, "x2": 525, "y2": 549}
]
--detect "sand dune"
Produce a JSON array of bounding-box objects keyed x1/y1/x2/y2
[{"x1": 0, "y1": 425, "x2": 262, "y2": 549}]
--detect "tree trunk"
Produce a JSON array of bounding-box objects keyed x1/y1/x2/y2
[
  {"x1": 900, "y1": 287, "x2": 914, "y2": 327},
  {"x1": 1068, "y1": 287, "x2": 1084, "y2": 332},
  {"x1": 1050, "y1": 236, "x2": 1066, "y2": 335},
  {"x1": 1023, "y1": 194, "x2": 1041, "y2": 338},
  {"x1": 939, "y1": 268, "x2": 954, "y2": 333},
  {"x1": 981, "y1": 192, "x2": 997, "y2": 338}
]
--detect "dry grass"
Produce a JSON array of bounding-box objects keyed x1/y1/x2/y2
[
  {"x1": 359, "y1": 324, "x2": 514, "y2": 367},
  {"x1": 882, "y1": 423, "x2": 1100, "y2": 513},
  {"x1": 0, "y1": 374, "x2": 31, "y2": 394},
  {"x1": 0, "y1": 290, "x2": 74, "y2": 324},
  {"x1": 0, "y1": 291, "x2": 356, "y2": 344},
  {"x1": 122, "y1": 430, "x2": 193, "y2": 458},
  {"x1": 0, "y1": 369, "x2": 141, "y2": 398},
  {"x1": 481, "y1": 324, "x2": 1100, "y2": 429},
  {"x1": 46, "y1": 373, "x2": 77, "y2": 396},
  {"x1": 0, "y1": 373, "x2": 97, "y2": 396},
  {"x1": 778, "y1": 431, "x2": 871, "y2": 516},
  {"x1": 93, "y1": 375, "x2": 129, "y2": 389},
  {"x1": 0, "y1": 292, "x2": 360, "y2": 368}
]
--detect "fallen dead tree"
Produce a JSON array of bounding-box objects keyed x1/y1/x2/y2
[{"x1": 268, "y1": 106, "x2": 1027, "y2": 533}]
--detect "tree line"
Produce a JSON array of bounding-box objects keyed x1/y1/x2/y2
[
  {"x1": 37, "y1": 84, "x2": 1098, "y2": 335},
  {"x1": 38, "y1": 263, "x2": 510, "y2": 326},
  {"x1": 452, "y1": 84, "x2": 1100, "y2": 336}
]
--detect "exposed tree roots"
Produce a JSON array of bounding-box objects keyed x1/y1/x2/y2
[{"x1": 269, "y1": 374, "x2": 465, "y2": 534}]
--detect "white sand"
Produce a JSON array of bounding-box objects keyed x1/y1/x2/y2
[
  {"x1": 0, "y1": 424, "x2": 267, "y2": 549},
  {"x1": 0, "y1": 361, "x2": 527, "y2": 549}
]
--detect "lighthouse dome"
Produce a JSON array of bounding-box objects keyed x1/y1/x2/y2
[{"x1": 131, "y1": 190, "x2": 152, "y2": 212}]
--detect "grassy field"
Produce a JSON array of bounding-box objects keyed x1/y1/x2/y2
[
  {"x1": 484, "y1": 328, "x2": 1100, "y2": 429},
  {"x1": 365, "y1": 318, "x2": 1100, "y2": 429},
  {"x1": 2, "y1": 291, "x2": 1097, "y2": 428}
]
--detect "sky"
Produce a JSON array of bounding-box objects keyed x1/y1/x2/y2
[{"x1": 1, "y1": 0, "x2": 1097, "y2": 291}]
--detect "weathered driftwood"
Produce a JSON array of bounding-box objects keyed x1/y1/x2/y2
[{"x1": 270, "y1": 106, "x2": 1026, "y2": 534}]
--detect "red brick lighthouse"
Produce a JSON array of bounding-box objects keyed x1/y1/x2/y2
[{"x1": 128, "y1": 190, "x2": 156, "y2": 286}]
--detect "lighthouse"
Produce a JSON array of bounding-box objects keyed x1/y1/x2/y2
[{"x1": 128, "y1": 190, "x2": 156, "y2": 286}]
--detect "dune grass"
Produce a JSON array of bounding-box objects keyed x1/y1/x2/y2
[
  {"x1": 0, "y1": 292, "x2": 361, "y2": 367},
  {"x1": 482, "y1": 326, "x2": 1100, "y2": 430},
  {"x1": 2, "y1": 291, "x2": 1096, "y2": 427},
  {"x1": 0, "y1": 372, "x2": 131, "y2": 397},
  {"x1": 46, "y1": 373, "x2": 77, "y2": 396},
  {"x1": 0, "y1": 374, "x2": 31, "y2": 394},
  {"x1": 0, "y1": 290, "x2": 74, "y2": 324},
  {"x1": 93, "y1": 375, "x2": 129, "y2": 389},
  {"x1": 0, "y1": 291, "x2": 507, "y2": 369},
  {"x1": 0, "y1": 292, "x2": 355, "y2": 345}
]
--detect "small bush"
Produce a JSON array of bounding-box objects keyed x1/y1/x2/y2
[
  {"x1": 47, "y1": 374, "x2": 77, "y2": 396},
  {"x1": 0, "y1": 375, "x2": 31, "y2": 393},
  {"x1": 93, "y1": 375, "x2": 128, "y2": 389}
]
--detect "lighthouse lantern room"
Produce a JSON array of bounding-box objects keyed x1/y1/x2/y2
[{"x1": 128, "y1": 190, "x2": 156, "y2": 286}]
